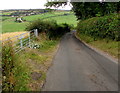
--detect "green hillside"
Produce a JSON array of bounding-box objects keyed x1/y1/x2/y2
[{"x1": 2, "y1": 11, "x2": 77, "y2": 33}]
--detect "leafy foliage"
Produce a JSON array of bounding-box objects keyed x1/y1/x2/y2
[
  {"x1": 26, "y1": 19, "x2": 71, "y2": 39},
  {"x1": 72, "y1": 2, "x2": 119, "y2": 20},
  {"x1": 2, "y1": 41, "x2": 15, "y2": 91},
  {"x1": 77, "y1": 13, "x2": 120, "y2": 41},
  {"x1": 2, "y1": 41, "x2": 30, "y2": 91},
  {"x1": 45, "y1": 2, "x2": 67, "y2": 8},
  {"x1": 45, "y1": 1, "x2": 120, "y2": 20}
]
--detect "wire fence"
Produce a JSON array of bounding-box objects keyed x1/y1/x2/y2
[{"x1": 2, "y1": 29, "x2": 38, "y2": 53}]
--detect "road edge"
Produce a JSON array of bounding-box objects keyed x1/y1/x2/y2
[
  {"x1": 75, "y1": 33, "x2": 118, "y2": 64},
  {"x1": 41, "y1": 40, "x2": 61, "y2": 91}
]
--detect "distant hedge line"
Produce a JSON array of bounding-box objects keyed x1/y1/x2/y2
[
  {"x1": 26, "y1": 19, "x2": 71, "y2": 39},
  {"x1": 77, "y1": 13, "x2": 120, "y2": 41}
]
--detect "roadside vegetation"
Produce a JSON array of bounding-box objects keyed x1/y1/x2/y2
[
  {"x1": 2, "y1": 37, "x2": 59, "y2": 91},
  {"x1": 77, "y1": 14, "x2": 119, "y2": 41},
  {"x1": 2, "y1": 18, "x2": 71, "y2": 91},
  {"x1": 2, "y1": 10, "x2": 73, "y2": 91},
  {"x1": 76, "y1": 13, "x2": 119, "y2": 58},
  {"x1": 45, "y1": 1, "x2": 119, "y2": 59},
  {"x1": 26, "y1": 19, "x2": 71, "y2": 39},
  {"x1": 77, "y1": 34, "x2": 118, "y2": 59},
  {"x1": 16, "y1": 35, "x2": 59, "y2": 91},
  {"x1": 2, "y1": 1, "x2": 119, "y2": 91}
]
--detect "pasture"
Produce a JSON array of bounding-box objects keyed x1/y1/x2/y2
[
  {"x1": 2, "y1": 17, "x2": 28, "y2": 33},
  {"x1": 44, "y1": 14, "x2": 77, "y2": 26},
  {"x1": 2, "y1": 11, "x2": 78, "y2": 34}
]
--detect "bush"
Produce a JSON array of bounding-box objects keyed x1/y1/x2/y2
[
  {"x1": 2, "y1": 41, "x2": 16, "y2": 91},
  {"x1": 26, "y1": 19, "x2": 71, "y2": 39},
  {"x1": 77, "y1": 13, "x2": 120, "y2": 41},
  {"x1": 2, "y1": 41, "x2": 30, "y2": 91}
]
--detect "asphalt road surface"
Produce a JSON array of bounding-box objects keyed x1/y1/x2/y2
[{"x1": 43, "y1": 32, "x2": 118, "y2": 91}]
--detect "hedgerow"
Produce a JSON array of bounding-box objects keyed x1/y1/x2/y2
[
  {"x1": 26, "y1": 19, "x2": 71, "y2": 39},
  {"x1": 77, "y1": 13, "x2": 120, "y2": 41}
]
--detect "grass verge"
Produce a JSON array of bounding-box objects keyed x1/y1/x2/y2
[
  {"x1": 77, "y1": 33, "x2": 118, "y2": 59},
  {"x1": 2, "y1": 40, "x2": 30, "y2": 91},
  {"x1": 18, "y1": 36, "x2": 59, "y2": 91},
  {"x1": 2, "y1": 34, "x2": 59, "y2": 91},
  {"x1": 13, "y1": 54, "x2": 30, "y2": 91}
]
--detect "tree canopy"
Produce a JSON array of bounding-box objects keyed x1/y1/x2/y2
[
  {"x1": 45, "y1": 2, "x2": 67, "y2": 8},
  {"x1": 45, "y1": 0, "x2": 120, "y2": 20}
]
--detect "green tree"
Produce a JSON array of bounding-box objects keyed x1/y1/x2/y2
[{"x1": 45, "y1": 0, "x2": 120, "y2": 20}]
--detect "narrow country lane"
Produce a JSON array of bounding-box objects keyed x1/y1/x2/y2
[{"x1": 43, "y1": 32, "x2": 118, "y2": 91}]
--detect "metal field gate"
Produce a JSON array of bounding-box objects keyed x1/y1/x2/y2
[{"x1": 2, "y1": 29, "x2": 38, "y2": 53}]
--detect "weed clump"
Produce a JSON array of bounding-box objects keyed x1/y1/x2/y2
[
  {"x1": 2, "y1": 41, "x2": 30, "y2": 91},
  {"x1": 2, "y1": 40, "x2": 15, "y2": 91}
]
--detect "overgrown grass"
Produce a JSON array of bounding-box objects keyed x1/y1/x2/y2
[
  {"x1": 2, "y1": 41, "x2": 15, "y2": 91},
  {"x1": 2, "y1": 11, "x2": 67, "y2": 91},
  {"x1": 13, "y1": 54, "x2": 30, "y2": 91},
  {"x1": 77, "y1": 33, "x2": 118, "y2": 58},
  {"x1": 2, "y1": 37, "x2": 59, "y2": 91},
  {"x1": 23, "y1": 50, "x2": 48, "y2": 64},
  {"x1": 19, "y1": 37, "x2": 59, "y2": 91},
  {"x1": 2, "y1": 41, "x2": 30, "y2": 91},
  {"x1": 39, "y1": 40, "x2": 58, "y2": 52}
]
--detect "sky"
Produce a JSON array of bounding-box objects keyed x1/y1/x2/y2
[{"x1": 0, "y1": 0, "x2": 72, "y2": 10}]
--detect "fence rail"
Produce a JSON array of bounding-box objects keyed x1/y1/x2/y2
[{"x1": 2, "y1": 29, "x2": 38, "y2": 53}]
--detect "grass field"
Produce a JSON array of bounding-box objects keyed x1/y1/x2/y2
[
  {"x1": 1, "y1": 11, "x2": 15, "y2": 15},
  {"x1": 2, "y1": 17, "x2": 28, "y2": 33},
  {"x1": 44, "y1": 14, "x2": 77, "y2": 26},
  {"x1": 24, "y1": 12, "x2": 77, "y2": 26},
  {"x1": 2, "y1": 16, "x2": 14, "y2": 21},
  {"x1": 24, "y1": 12, "x2": 58, "y2": 21},
  {"x1": 2, "y1": 11, "x2": 78, "y2": 34},
  {"x1": 2, "y1": 12, "x2": 12, "y2": 15}
]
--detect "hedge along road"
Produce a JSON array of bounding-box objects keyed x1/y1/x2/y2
[{"x1": 43, "y1": 32, "x2": 118, "y2": 91}]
